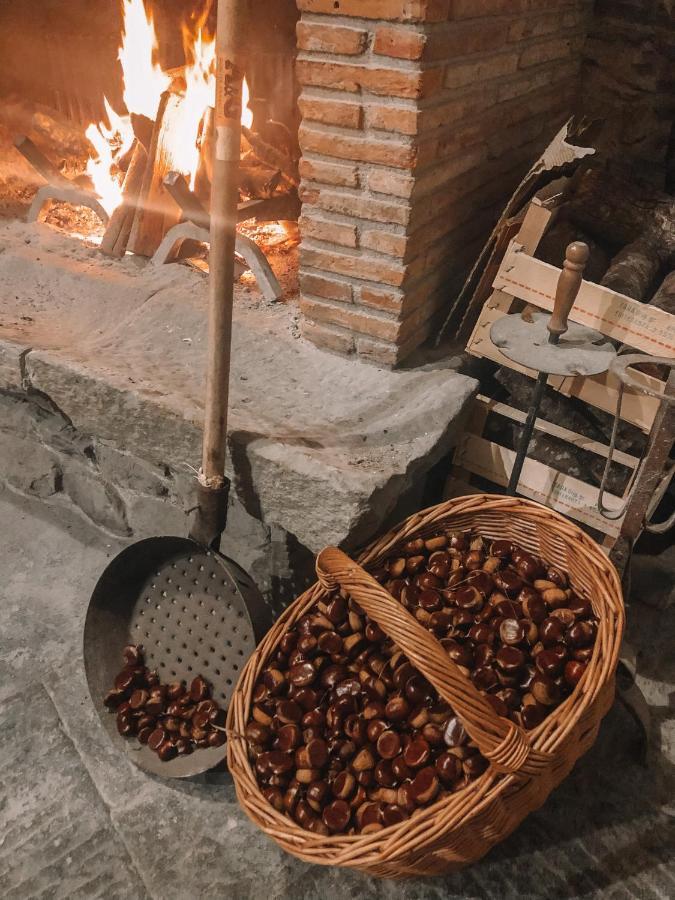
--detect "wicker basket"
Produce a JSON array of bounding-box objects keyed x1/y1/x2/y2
[{"x1": 227, "y1": 495, "x2": 624, "y2": 877}]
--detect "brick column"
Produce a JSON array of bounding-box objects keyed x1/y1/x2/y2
[{"x1": 296, "y1": 0, "x2": 592, "y2": 366}]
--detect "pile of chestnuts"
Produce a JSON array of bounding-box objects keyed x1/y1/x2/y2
[
  {"x1": 104, "y1": 645, "x2": 226, "y2": 761},
  {"x1": 245, "y1": 531, "x2": 598, "y2": 836}
]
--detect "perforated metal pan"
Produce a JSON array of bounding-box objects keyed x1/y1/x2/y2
[{"x1": 84, "y1": 536, "x2": 273, "y2": 778}]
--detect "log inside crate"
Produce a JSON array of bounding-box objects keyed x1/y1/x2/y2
[
  {"x1": 459, "y1": 189, "x2": 675, "y2": 555},
  {"x1": 601, "y1": 237, "x2": 662, "y2": 302},
  {"x1": 452, "y1": 432, "x2": 625, "y2": 539},
  {"x1": 567, "y1": 167, "x2": 675, "y2": 267},
  {"x1": 468, "y1": 293, "x2": 667, "y2": 433}
]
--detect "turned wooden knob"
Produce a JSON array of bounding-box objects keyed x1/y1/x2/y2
[{"x1": 548, "y1": 241, "x2": 590, "y2": 341}]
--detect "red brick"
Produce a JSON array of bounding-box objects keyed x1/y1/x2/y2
[
  {"x1": 299, "y1": 122, "x2": 417, "y2": 169},
  {"x1": 426, "y1": 20, "x2": 506, "y2": 60},
  {"x1": 360, "y1": 228, "x2": 409, "y2": 258},
  {"x1": 300, "y1": 296, "x2": 401, "y2": 343},
  {"x1": 301, "y1": 319, "x2": 355, "y2": 355},
  {"x1": 496, "y1": 59, "x2": 577, "y2": 102},
  {"x1": 301, "y1": 245, "x2": 408, "y2": 287},
  {"x1": 444, "y1": 51, "x2": 520, "y2": 89},
  {"x1": 300, "y1": 270, "x2": 354, "y2": 303},
  {"x1": 367, "y1": 169, "x2": 415, "y2": 199},
  {"x1": 297, "y1": 0, "x2": 450, "y2": 21},
  {"x1": 299, "y1": 96, "x2": 363, "y2": 129},
  {"x1": 358, "y1": 285, "x2": 404, "y2": 313},
  {"x1": 366, "y1": 103, "x2": 420, "y2": 135},
  {"x1": 296, "y1": 59, "x2": 444, "y2": 100},
  {"x1": 355, "y1": 335, "x2": 401, "y2": 367},
  {"x1": 301, "y1": 188, "x2": 411, "y2": 226},
  {"x1": 420, "y1": 86, "x2": 497, "y2": 130},
  {"x1": 297, "y1": 22, "x2": 368, "y2": 55},
  {"x1": 508, "y1": 13, "x2": 562, "y2": 43},
  {"x1": 518, "y1": 36, "x2": 576, "y2": 68},
  {"x1": 374, "y1": 26, "x2": 427, "y2": 60},
  {"x1": 299, "y1": 158, "x2": 359, "y2": 188},
  {"x1": 300, "y1": 214, "x2": 358, "y2": 248},
  {"x1": 412, "y1": 146, "x2": 487, "y2": 199},
  {"x1": 451, "y1": 0, "x2": 525, "y2": 17}
]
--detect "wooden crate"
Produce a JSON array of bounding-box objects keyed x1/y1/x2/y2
[{"x1": 452, "y1": 191, "x2": 674, "y2": 554}]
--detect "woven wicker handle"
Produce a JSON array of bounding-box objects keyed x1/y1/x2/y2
[{"x1": 316, "y1": 547, "x2": 553, "y2": 777}]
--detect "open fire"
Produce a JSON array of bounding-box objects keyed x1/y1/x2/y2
[{"x1": 84, "y1": 0, "x2": 252, "y2": 218}]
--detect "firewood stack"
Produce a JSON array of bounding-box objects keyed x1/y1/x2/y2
[
  {"x1": 537, "y1": 165, "x2": 675, "y2": 316},
  {"x1": 100, "y1": 88, "x2": 299, "y2": 259},
  {"x1": 492, "y1": 159, "x2": 674, "y2": 497}
]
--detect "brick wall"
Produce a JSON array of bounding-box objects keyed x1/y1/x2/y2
[
  {"x1": 296, "y1": 0, "x2": 593, "y2": 366},
  {"x1": 579, "y1": 0, "x2": 675, "y2": 189}
]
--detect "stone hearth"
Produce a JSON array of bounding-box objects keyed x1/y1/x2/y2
[{"x1": 0, "y1": 219, "x2": 476, "y2": 602}]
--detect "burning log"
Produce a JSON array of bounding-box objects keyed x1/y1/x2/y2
[
  {"x1": 241, "y1": 125, "x2": 299, "y2": 188},
  {"x1": 128, "y1": 92, "x2": 185, "y2": 257},
  {"x1": 100, "y1": 140, "x2": 148, "y2": 257},
  {"x1": 194, "y1": 106, "x2": 214, "y2": 209},
  {"x1": 13, "y1": 134, "x2": 71, "y2": 188},
  {"x1": 130, "y1": 113, "x2": 154, "y2": 152},
  {"x1": 239, "y1": 161, "x2": 282, "y2": 199}
]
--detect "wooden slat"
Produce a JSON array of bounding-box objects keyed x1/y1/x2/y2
[
  {"x1": 453, "y1": 432, "x2": 624, "y2": 538},
  {"x1": 494, "y1": 242, "x2": 675, "y2": 358},
  {"x1": 474, "y1": 395, "x2": 639, "y2": 469},
  {"x1": 466, "y1": 294, "x2": 664, "y2": 433}
]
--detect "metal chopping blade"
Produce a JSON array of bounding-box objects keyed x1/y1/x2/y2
[{"x1": 490, "y1": 311, "x2": 616, "y2": 377}]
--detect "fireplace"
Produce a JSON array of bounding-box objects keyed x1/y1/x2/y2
[{"x1": 0, "y1": 0, "x2": 592, "y2": 366}]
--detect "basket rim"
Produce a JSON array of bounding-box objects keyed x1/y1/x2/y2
[{"x1": 227, "y1": 494, "x2": 624, "y2": 855}]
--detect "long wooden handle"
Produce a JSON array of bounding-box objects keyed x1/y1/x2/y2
[
  {"x1": 548, "y1": 241, "x2": 590, "y2": 341},
  {"x1": 316, "y1": 547, "x2": 553, "y2": 777},
  {"x1": 201, "y1": 0, "x2": 246, "y2": 486}
]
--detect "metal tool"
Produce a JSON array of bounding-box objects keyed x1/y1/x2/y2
[
  {"x1": 83, "y1": 0, "x2": 274, "y2": 779},
  {"x1": 490, "y1": 242, "x2": 616, "y2": 495},
  {"x1": 598, "y1": 354, "x2": 675, "y2": 528}
]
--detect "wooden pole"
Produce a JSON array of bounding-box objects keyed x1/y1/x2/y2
[{"x1": 200, "y1": 0, "x2": 246, "y2": 487}]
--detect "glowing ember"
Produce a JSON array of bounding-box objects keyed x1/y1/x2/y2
[{"x1": 85, "y1": 0, "x2": 252, "y2": 215}]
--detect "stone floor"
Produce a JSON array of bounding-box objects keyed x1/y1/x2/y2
[{"x1": 2, "y1": 484, "x2": 674, "y2": 899}]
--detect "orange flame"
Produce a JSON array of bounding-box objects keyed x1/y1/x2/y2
[
  {"x1": 119, "y1": 0, "x2": 170, "y2": 119},
  {"x1": 85, "y1": 99, "x2": 134, "y2": 214},
  {"x1": 86, "y1": 0, "x2": 251, "y2": 216}
]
